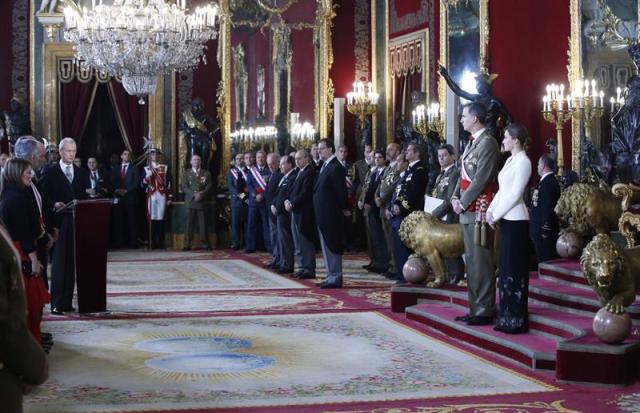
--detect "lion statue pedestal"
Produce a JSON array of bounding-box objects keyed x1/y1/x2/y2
[{"x1": 399, "y1": 211, "x2": 464, "y2": 288}]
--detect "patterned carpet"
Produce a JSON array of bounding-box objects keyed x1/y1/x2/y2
[
  {"x1": 26, "y1": 312, "x2": 551, "y2": 412},
  {"x1": 23, "y1": 249, "x2": 640, "y2": 413}
]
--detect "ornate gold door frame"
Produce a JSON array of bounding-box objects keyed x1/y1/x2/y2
[
  {"x1": 438, "y1": 0, "x2": 489, "y2": 141},
  {"x1": 41, "y1": 43, "x2": 165, "y2": 151},
  {"x1": 568, "y1": 0, "x2": 640, "y2": 174},
  {"x1": 218, "y1": 0, "x2": 334, "y2": 180}
]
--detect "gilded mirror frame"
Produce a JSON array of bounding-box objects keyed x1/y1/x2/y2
[
  {"x1": 569, "y1": 0, "x2": 640, "y2": 174},
  {"x1": 217, "y1": 0, "x2": 334, "y2": 179},
  {"x1": 438, "y1": 0, "x2": 489, "y2": 143}
]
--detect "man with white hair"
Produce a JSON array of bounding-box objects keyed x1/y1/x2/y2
[{"x1": 39, "y1": 137, "x2": 91, "y2": 315}]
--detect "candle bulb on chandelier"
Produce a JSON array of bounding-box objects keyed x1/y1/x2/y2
[{"x1": 599, "y1": 91, "x2": 604, "y2": 108}]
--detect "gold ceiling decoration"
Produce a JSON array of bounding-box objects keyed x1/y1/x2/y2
[{"x1": 255, "y1": 0, "x2": 299, "y2": 14}]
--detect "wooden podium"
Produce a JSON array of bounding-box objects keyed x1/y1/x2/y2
[{"x1": 73, "y1": 199, "x2": 113, "y2": 313}]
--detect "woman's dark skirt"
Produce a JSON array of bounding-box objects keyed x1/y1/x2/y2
[{"x1": 496, "y1": 219, "x2": 530, "y2": 334}]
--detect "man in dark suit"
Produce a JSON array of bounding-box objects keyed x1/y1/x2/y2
[
  {"x1": 246, "y1": 150, "x2": 272, "y2": 253},
  {"x1": 389, "y1": 143, "x2": 428, "y2": 284},
  {"x1": 86, "y1": 157, "x2": 110, "y2": 198},
  {"x1": 39, "y1": 137, "x2": 90, "y2": 315},
  {"x1": 286, "y1": 149, "x2": 318, "y2": 279},
  {"x1": 313, "y1": 139, "x2": 348, "y2": 288},
  {"x1": 109, "y1": 149, "x2": 141, "y2": 249},
  {"x1": 431, "y1": 144, "x2": 465, "y2": 285},
  {"x1": 310, "y1": 143, "x2": 322, "y2": 170},
  {"x1": 264, "y1": 153, "x2": 283, "y2": 268},
  {"x1": 227, "y1": 153, "x2": 249, "y2": 250},
  {"x1": 530, "y1": 154, "x2": 561, "y2": 263},
  {"x1": 271, "y1": 155, "x2": 297, "y2": 273}
]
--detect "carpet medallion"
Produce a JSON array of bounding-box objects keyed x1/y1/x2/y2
[
  {"x1": 106, "y1": 290, "x2": 345, "y2": 314},
  {"x1": 27, "y1": 312, "x2": 552, "y2": 412},
  {"x1": 106, "y1": 259, "x2": 306, "y2": 293}
]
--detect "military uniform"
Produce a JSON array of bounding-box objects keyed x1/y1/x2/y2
[
  {"x1": 353, "y1": 158, "x2": 372, "y2": 258},
  {"x1": 182, "y1": 167, "x2": 213, "y2": 249},
  {"x1": 452, "y1": 129, "x2": 500, "y2": 318},
  {"x1": 143, "y1": 162, "x2": 172, "y2": 249},
  {"x1": 377, "y1": 161, "x2": 401, "y2": 276},
  {"x1": 227, "y1": 167, "x2": 248, "y2": 250},
  {"x1": 431, "y1": 164, "x2": 465, "y2": 284},
  {"x1": 389, "y1": 160, "x2": 427, "y2": 280}
]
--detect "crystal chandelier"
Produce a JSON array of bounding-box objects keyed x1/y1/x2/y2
[{"x1": 63, "y1": 0, "x2": 219, "y2": 104}]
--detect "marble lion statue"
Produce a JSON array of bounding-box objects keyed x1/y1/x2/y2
[
  {"x1": 580, "y1": 233, "x2": 640, "y2": 314},
  {"x1": 554, "y1": 183, "x2": 621, "y2": 237},
  {"x1": 399, "y1": 211, "x2": 464, "y2": 288}
]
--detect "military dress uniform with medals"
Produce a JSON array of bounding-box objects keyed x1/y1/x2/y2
[
  {"x1": 431, "y1": 164, "x2": 465, "y2": 284},
  {"x1": 246, "y1": 165, "x2": 272, "y2": 252},
  {"x1": 452, "y1": 129, "x2": 500, "y2": 320},
  {"x1": 376, "y1": 161, "x2": 401, "y2": 277},
  {"x1": 389, "y1": 160, "x2": 427, "y2": 280},
  {"x1": 182, "y1": 166, "x2": 213, "y2": 249}
]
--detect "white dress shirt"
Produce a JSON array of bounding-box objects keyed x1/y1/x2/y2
[{"x1": 487, "y1": 150, "x2": 531, "y2": 221}]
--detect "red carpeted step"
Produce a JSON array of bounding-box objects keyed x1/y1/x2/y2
[
  {"x1": 406, "y1": 302, "x2": 559, "y2": 370},
  {"x1": 538, "y1": 259, "x2": 587, "y2": 286}
]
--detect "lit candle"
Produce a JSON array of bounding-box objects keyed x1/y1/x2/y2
[
  {"x1": 610, "y1": 97, "x2": 615, "y2": 112},
  {"x1": 599, "y1": 91, "x2": 604, "y2": 108},
  {"x1": 591, "y1": 79, "x2": 597, "y2": 98},
  {"x1": 617, "y1": 87, "x2": 621, "y2": 102},
  {"x1": 543, "y1": 96, "x2": 548, "y2": 112},
  {"x1": 566, "y1": 94, "x2": 571, "y2": 110}
]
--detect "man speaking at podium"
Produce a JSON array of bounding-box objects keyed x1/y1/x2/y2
[{"x1": 40, "y1": 137, "x2": 90, "y2": 315}]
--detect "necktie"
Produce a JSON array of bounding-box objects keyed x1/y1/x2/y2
[
  {"x1": 92, "y1": 171, "x2": 97, "y2": 181},
  {"x1": 65, "y1": 165, "x2": 73, "y2": 183},
  {"x1": 121, "y1": 165, "x2": 126, "y2": 180},
  {"x1": 320, "y1": 162, "x2": 327, "y2": 174}
]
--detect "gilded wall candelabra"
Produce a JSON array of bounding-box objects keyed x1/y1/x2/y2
[
  {"x1": 542, "y1": 84, "x2": 572, "y2": 176},
  {"x1": 346, "y1": 81, "x2": 379, "y2": 129},
  {"x1": 412, "y1": 102, "x2": 444, "y2": 141},
  {"x1": 290, "y1": 121, "x2": 316, "y2": 150},
  {"x1": 231, "y1": 126, "x2": 278, "y2": 153}
]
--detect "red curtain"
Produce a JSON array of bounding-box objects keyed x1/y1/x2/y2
[
  {"x1": 107, "y1": 79, "x2": 147, "y2": 158},
  {"x1": 59, "y1": 79, "x2": 98, "y2": 144},
  {"x1": 395, "y1": 0, "x2": 422, "y2": 17}
]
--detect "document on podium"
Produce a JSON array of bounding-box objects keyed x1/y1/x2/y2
[{"x1": 424, "y1": 196, "x2": 444, "y2": 215}]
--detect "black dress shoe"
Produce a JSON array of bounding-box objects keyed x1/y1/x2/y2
[
  {"x1": 244, "y1": 249, "x2": 256, "y2": 254},
  {"x1": 182, "y1": 246, "x2": 191, "y2": 251},
  {"x1": 367, "y1": 266, "x2": 388, "y2": 274},
  {"x1": 320, "y1": 282, "x2": 342, "y2": 289},
  {"x1": 383, "y1": 272, "x2": 398, "y2": 279},
  {"x1": 277, "y1": 268, "x2": 294, "y2": 274},
  {"x1": 41, "y1": 332, "x2": 53, "y2": 340},
  {"x1": 466, "y1": 316, "x2": 494, "y2": 326},
  {"x1": 231, "y1": 245, "x2": 240, "y2": 251},
  {"x1": 60, "y1": 306, "x2": 75, "y2": 312},
  {"x1": 297, "y1": 273, "x2": 316, "y2": 280},
  {"x1": 361, "y1": 263, "x2": 373, "y2": 270},
  {"x1": 454, "y1": 314, "x2": 473, "y2": 322},
  {"x1": 51, "y1": 308, "x2": 65, "y2": 315}
]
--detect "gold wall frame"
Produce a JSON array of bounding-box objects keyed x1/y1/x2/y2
[
  {"x1": 218, "y1": 0, "x2": 334, "y2": 178},
  {"x1": 568, "y1": 0, "x2": 639, "y2": 174},
  {"x1": 388, "y1": 29, "x2": 429, "y2": 140},
  {"x1": 438, "y1": 0, "x2": 489, "y2": 142},
  {"x1": 41, "y1": 43, "x2": 165, "y2": 152}
]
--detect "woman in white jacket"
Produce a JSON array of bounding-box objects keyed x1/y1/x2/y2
[{"x1": 487, "y1": 123, "x2": 532, "y2": 334}]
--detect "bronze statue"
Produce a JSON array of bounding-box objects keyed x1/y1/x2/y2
[
  {"x1": 554, "y1": 183, "x2": 621, "y2": 237},
  {"x1": 438, "y1": 64, "x2": 511, "y2": 138},
  {"x1": 399, "y1": 211, "x2": 465, "y2": 288},
  {"x1": 1, "y1": 90, "x2": 32, "y2": 153},
  {"x1": 611, "y1": 43, "x2": 640, "y2": 184},
  {"x1": 179, "y1": 98, "x2": 218, "y2": 171},
  {"x1": 580, "y1": 233, "x2": 640, "y2": 314}
]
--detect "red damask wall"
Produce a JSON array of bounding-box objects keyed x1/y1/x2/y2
[
  {"x1": 0, "y1": 2, "x2": 14, "y2": 107},
  {"x1": 489, "y1": 0, "x2": 571, "y2": 171}
]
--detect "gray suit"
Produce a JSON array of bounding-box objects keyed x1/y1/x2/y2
[{"x1": 453, "y1": 130, "x2": 500, "y2": 318}]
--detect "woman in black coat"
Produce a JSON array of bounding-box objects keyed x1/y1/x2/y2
[{"x1": 0, "y1": 157, "x2": 48, "y2": 342}]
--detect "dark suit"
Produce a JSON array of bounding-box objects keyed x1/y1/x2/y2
[
  {"x1": 246, "y1": 166, "x2": 272, "y2": 252},
  {"x1": 265, "y1": 170, "x2": 283, "y2": 264},
  {"x1": 88, "y1": 168, "x2": 111, "y2": 198},
  {"x1": 227, "y1": 168, "x2": 248, "y2": 249},
  {"x1": 390, "y1": 160, "x2": 428, "y2": 279},
  {"x1": 313, "y1": 157, "x2": 348, "y2": 285},
  {"x1": 272, "y1": 170, "x2": 297, "y2": 270},
  {"x1": 431, "y1": 164, "x2": 465, "y2": 284},
  {"x1": 39, "y1": 162, "x2": 90, "y2": 311},
  {"x1": 530, "y1": 173, "x2": 560, "y2": 263},
  {"x1": 109, "y1": 163, "x2": 141, "y2": 248},
  {"x1": 288, "y1": 164, "x2": 317, "y2": 276}
]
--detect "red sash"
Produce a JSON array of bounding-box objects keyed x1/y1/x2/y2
[{"x1": 460, "y1": 178, "x2": 496, "y2": 212}]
